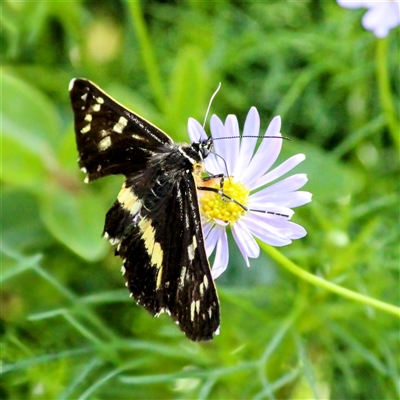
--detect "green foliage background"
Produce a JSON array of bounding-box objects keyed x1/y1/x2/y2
[{"x1": 2, "y1": 1, "x2": 399, "y2": 399}]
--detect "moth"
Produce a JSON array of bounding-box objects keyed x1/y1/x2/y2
[{"x1": 69, "y1": 78, "x2": 220, "y2": 341}]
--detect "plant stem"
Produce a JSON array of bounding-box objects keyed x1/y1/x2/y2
[
  {"x1": 262, "y1": 245, "x2": 400, "y2": 318},
  {"x1": 376, "y1": 38, "x2": 400, "y2": 154}
]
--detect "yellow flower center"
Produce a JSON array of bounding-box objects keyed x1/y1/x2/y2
[{"x1": 200, "y1": 177, "x2": 250, "y2": 224}]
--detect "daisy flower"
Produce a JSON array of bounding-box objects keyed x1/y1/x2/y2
[
  {"x1": 188, "y1": 107, "x2": 312, "y2": 279},
  {"x1": 337, "y1": 0, "x2": 400, "y2": 38}
]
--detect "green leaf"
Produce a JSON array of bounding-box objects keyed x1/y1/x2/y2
[
  {"x1": 40, "y1": 187, "x2": 109, "y2": 262},
  {"x1": 165, "y1": 47, "x2": 209, "y2": 141},
  {"x1": 1, "y1": 69, "x2": 61, "y2": 188},
  {"x1": 57, "y1": 124, "x2": 82, "y2": 174},
  {"x1": 280, "y1": 140, "x2": 364, "y2": 203},
  {"x1": 1, "y1": 68, "x2": 61, "y2": 153},
  {"x1": 1, "y1": 188, "x2": 52, "y2": 251},
  {"x1": 2, "y1": 135, "x2": 48, "y2": 188}
]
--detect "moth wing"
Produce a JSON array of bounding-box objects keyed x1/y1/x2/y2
[
  {"x1": 69, "y1": 78, "x2": 173, "y2": 181},
  {"x1": 115, "y1": 171, "x2": 220, "y2": 341}
]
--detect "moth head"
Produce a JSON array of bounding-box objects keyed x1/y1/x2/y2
[{"x1": 192, "y1": 138, "x2": 213, "y2": 161}]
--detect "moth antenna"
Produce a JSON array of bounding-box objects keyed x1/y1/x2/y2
[
  {"x1": 214, "y1": 135, "x2": 290, "y2": 141},
  {"x1": 203, "y1": 82, "x2": 222, "y2": 130},
  {"x1": 210, "y1": 134, "x2": 289, "y2": 181}
]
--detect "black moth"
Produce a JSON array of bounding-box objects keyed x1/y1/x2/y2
[{"x1": 69, "y1": 78, "x2": 220, "y2": 341}]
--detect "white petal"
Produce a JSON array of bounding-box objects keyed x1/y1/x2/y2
[
  {"x1": 204, "y1": 152, "x2": 222, "y2": 176},
  {"x1": 362, "y1": 3, "x2": 400, "y2": 38},
  {"x1": 243, "y1": 116, "x2": 283, "y2": 188},
  {"x1": 337, "y1": 1, "x2": 368, "y2": 9},
  {"x1": 231, "y1": 219, "x2": 260, "y2": 266},
  {"x1": 213, "y1": 218, "x2": 229, "y2": 227},
  {"x1": 210, "y1": 114, "x2": 241, "y2": 176},
  {"x1": 249, "y1": 212, "x2": 290, "y2": 228},
  {"x1": 203, "y1": 222, "x2": 218, "y2": 257},
  {"x1": 255, "y1": 154, "x2": 306, "y2": 189},
  {"x1": 278, "y1": 221, "x2": 307, "y2": 239},
  {"x1": 233, "y1": 107, "x2": 260, "y2": 179},
  {"x1": 223, "y1": 115, "x2": 241, "y2": 175},
  {"x1": 202, "y1": 219, "x2": 213, "y2": 236},
  {"x1": 210, "y1": 227, "x2": 229, "y2": 279},
  {"x1": 209, "y1": 115, "x2": 227, "y2": 172},
  {"x1": 250, "y1": 190, "x2": 312, "y2": 209},
  {"x1": 188, "y1": 118, "x2": 208, "y2": 143},
  {"x1": 248, "y1": 212, "x2": 307, "y2": 240},
  {"x1": 203, "y1": 221, "x2": 229, "y2": 279},
  {"x1": 244, "y1": 214, "x2": 294, "y2": 246},
  {"x1": 210, "y1": 114, "x2": 224, "y2": 139},
  {"x1": 253, "y1": 174, "x2": 308, "y2": 197}
]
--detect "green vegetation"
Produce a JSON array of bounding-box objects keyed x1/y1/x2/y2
[{"x1": 2, "y1": 2, "x2": 399, "y2": 399}]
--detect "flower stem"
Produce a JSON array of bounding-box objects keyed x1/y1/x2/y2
[
  {"x1": 376, "y1": 38, "x2": 400, "y2": 153},
  {"x1": 261, "y1": 245, "x2": 400, "y2": 318}
]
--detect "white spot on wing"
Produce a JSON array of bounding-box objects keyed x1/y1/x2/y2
[
  {"x1": 117, "y1": 185, "x2": 142, "y2": 215},
  {"x1": 98, "y1": 136, "x2": 112, "y2": 151},
  {"x1": 109, "y1": 237, "x2": 120, "y2": 245},
  {"x1": 187, "y1": 235, "x2": 198, "y2": 261},
  {"x1": 156, "y1": 266, "x2": 163, "y2": 288},
  {"x1": 138, "y1": 218, "x2": 164, "y2": 269},
  {"x1": 92, "y1": 103, "x2": 101, "y2": 112},
  {"x1": 190, "y1": 301, "x2": 196, "y2": 321},
  {"x1": 113, "y1": 116, "x2": 128, "y2": 134},
  {"x1": 179, "y1": 267, "x2": 187, "y2": 287},
  {"x1": 132, "y1": 133, "x2": 146, "y2": 141},
  {"x1": 199, "y1": 282, "x2": 204, "y2": 296},
  {"x1": 190, "y1": 300, "x2": 201, "y2": 321},
  {"x1": 155, "y1": 308, "x2": 165, "y2": 317},
  {"x1": 80, "y1": 124, "x2": 91, "y2": 134}
]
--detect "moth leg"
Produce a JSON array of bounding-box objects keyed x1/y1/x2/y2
[
  {"x1": 197, "y1": 178, "x2": 289, "y2": 217},
  {"x1": 198, "y1": 172, "x2": 245, "y2": 211},
  {"x1": 202, "y1": 173, "x2": 224, "y2": 185},
  {"x1": 197, "y1": 185, "x2": 288, "y2": 217},
  {"x1": 196, "y1": 185, "x2": 248, "y2": 211}
]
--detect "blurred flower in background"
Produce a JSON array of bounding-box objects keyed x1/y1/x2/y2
[
  {"x1": 188, "y1": 108, "x2": 312, "y2": 279},
  {"x1": 337, "y1": 0, "x2": 400, "y2": 38}
]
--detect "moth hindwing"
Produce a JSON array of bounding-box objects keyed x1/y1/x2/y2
[{"x1": 69, "y1": 78, "x2": 220, "y2": 341}]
